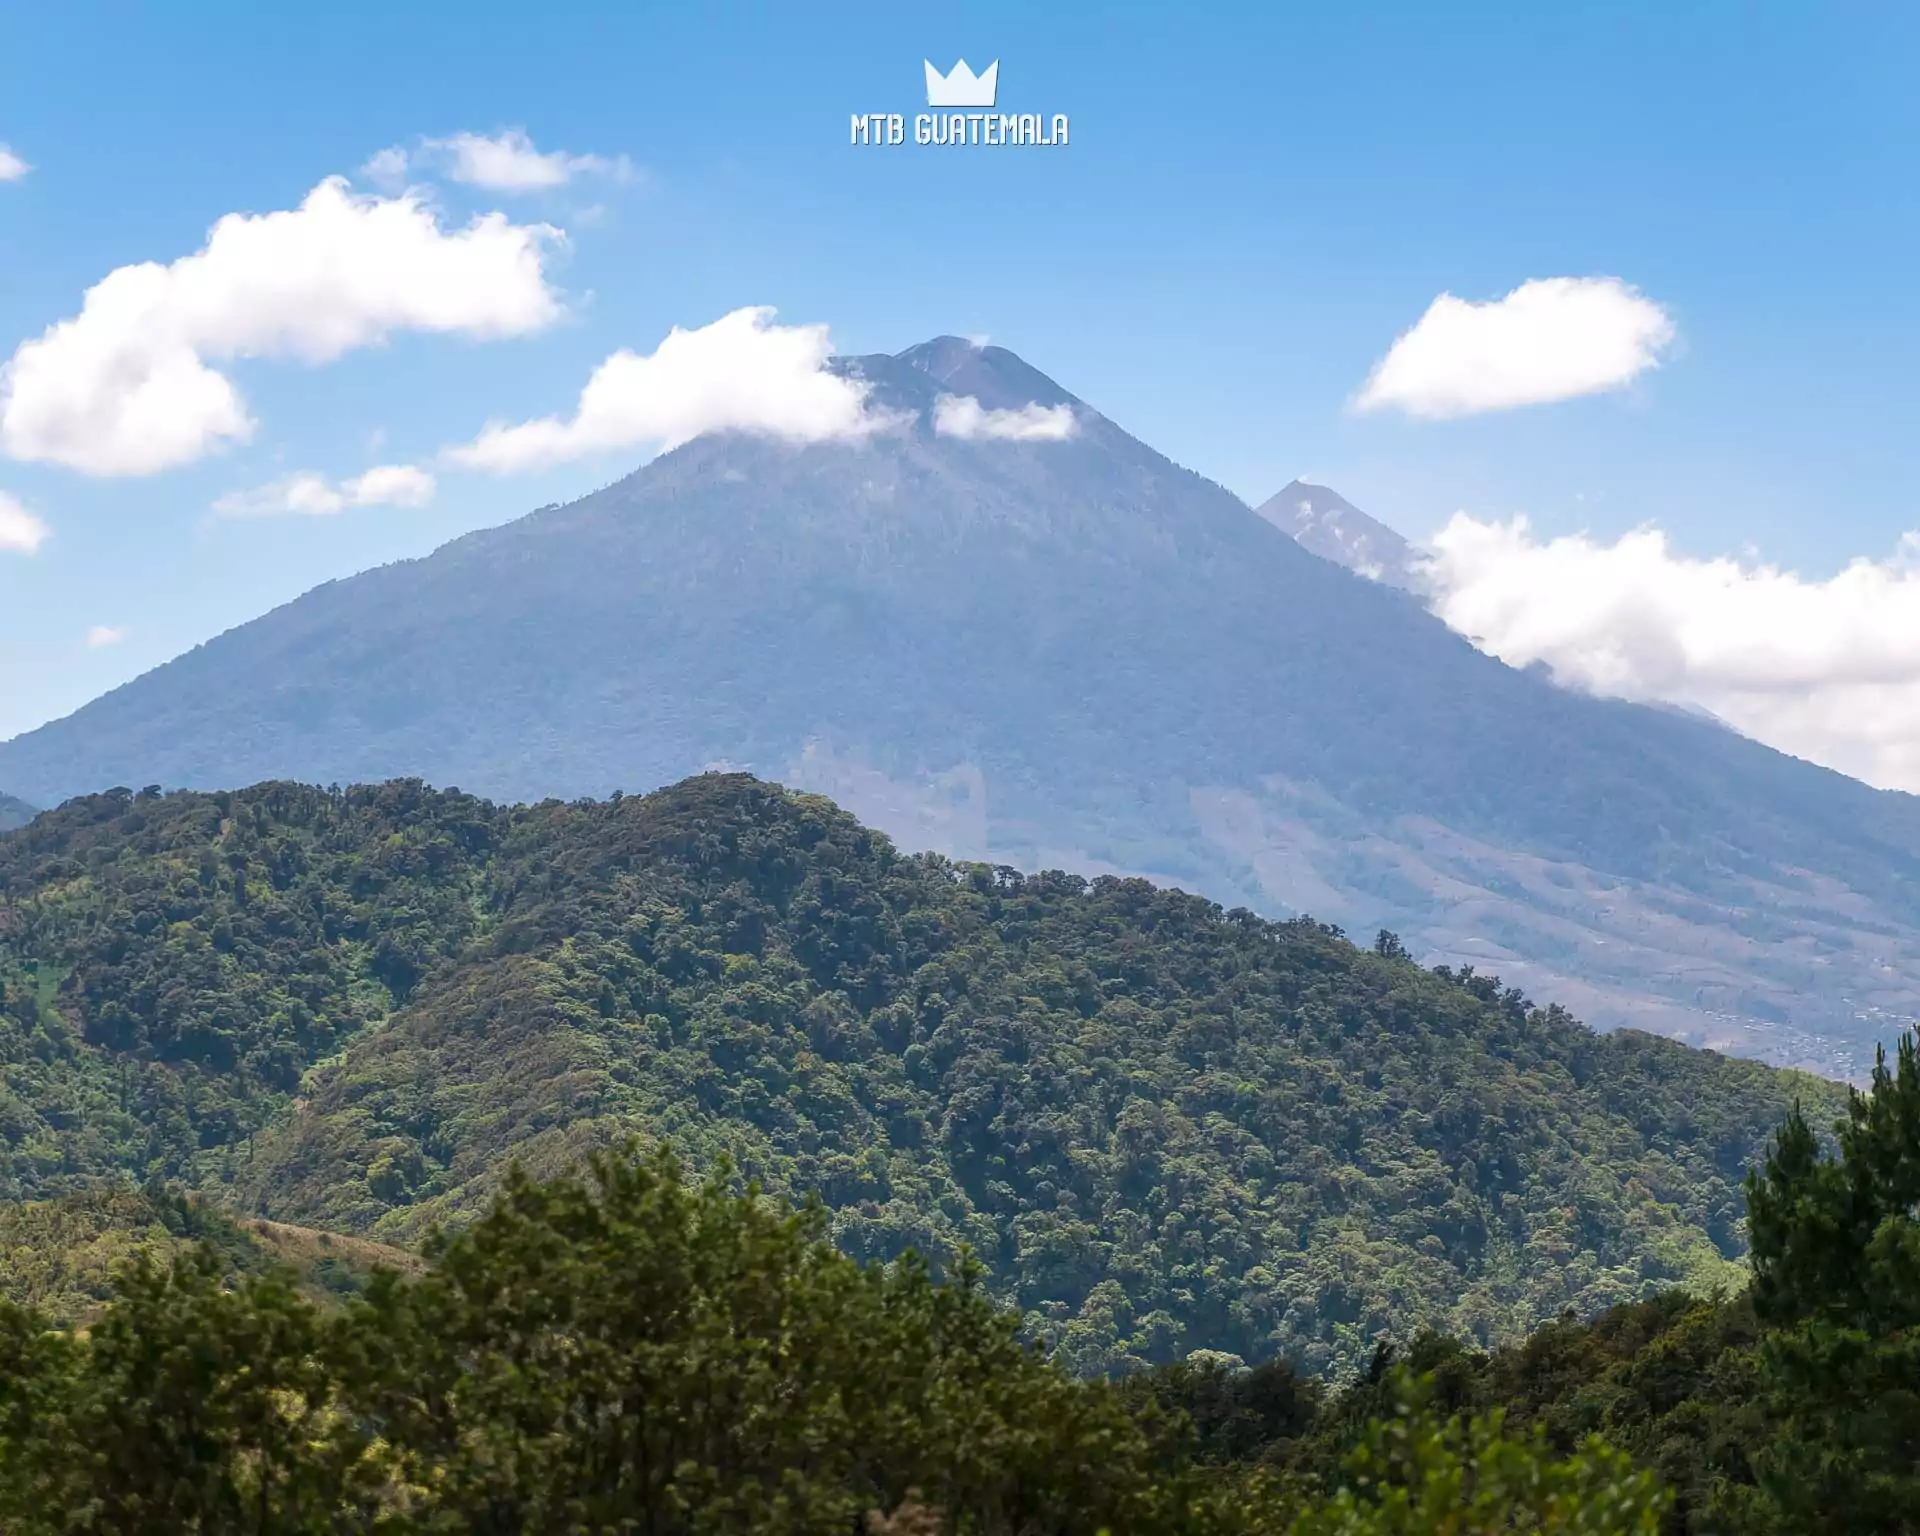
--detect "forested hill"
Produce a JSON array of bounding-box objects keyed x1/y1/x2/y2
[
  {"x1": 0, "y1": 775, "x2": 1840, "y2": 1374},
  {"x1": 0, "y1": 791, "x2": 34, "y2": 832}
]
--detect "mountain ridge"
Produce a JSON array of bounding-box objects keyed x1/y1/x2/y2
[
  {"x1": 0, "y1": 338, "x2": 1914, "y2": 1075},
  {"x1": 0, "y1": 771, "x2": 1840, "y2": 1374}
]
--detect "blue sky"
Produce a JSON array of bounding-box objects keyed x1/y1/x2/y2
[{"x1": 2, "y1": 1, "x2": 1918, "y2": 766}]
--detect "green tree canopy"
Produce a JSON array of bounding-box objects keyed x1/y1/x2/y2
[{"x1": 0, "y1": 1146, "x2": 1669, "y2": 1535}]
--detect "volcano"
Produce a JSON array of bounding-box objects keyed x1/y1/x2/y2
[{"x1": 2, "y1": 336, "x2": 1915, "y2": 1073}]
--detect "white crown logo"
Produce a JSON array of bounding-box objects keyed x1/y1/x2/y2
[{"x1": 924, "y1": 58, "x2": 999, "y2": 108}]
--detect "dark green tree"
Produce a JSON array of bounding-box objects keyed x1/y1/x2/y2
[
  {"x1": 329, "y1": 1144, "x2": 1182, "y2": 1533},
  {"x1": 1736, "y1": 1033, "x2": 1920, "y2": 1530}
]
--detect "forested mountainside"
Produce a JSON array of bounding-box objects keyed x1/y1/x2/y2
[
  {"x1": 0, "y1": 774, "x2": 1839, "y2": 1374},
  {"x1": 1, "y1": 340, "x2": 1914, "y2": 1074},
  {"x1": 6, "y1": 1047, "x2": 1919, "y2": 1533},
  {"x1": 0, "y1": 792, "x2": 34, "y2": 833}
]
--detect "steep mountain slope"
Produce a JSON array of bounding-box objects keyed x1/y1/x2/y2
[
  {"x1": 0, "y1": 338, "x2": 1916, "y2": 1072},
  {"x1": 1254, "y1": 479, "x2": 1421, "y2": 590},
  {"x1": 0, "y1": 791, "x2": 35, "y2": 832},
  {"x1": 0, "y1": 776, "x2": 1835, "y2": 1374}
]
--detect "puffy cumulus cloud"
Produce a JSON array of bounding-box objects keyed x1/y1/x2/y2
[
  {"x1": 1354, "y1": 277, "x2": 1676, "y2": 419},
  {"x1": 1424, "y1": 513, "x2": 1920, "y2": 791},
  {"x1": 0, "y1": 144, "x2": 28, "y2": 182},
  {"x1": 84, "y1": 625, "x2": 127, "y2": 649},
  {"x1": 445, "y1": 306, "x2": 890, "y2": 474},
  {"x1": 1, "y1": 176, "x2": 563, "y2": 477},
  {"x1": 343, "y1": 463, "x2": 437, "y2": 507},
  {"x1": 932, "y1": 394, "x2": 1078, "y2": 442},
  {"x1": 213, "y1": 463, "x2": 436, "y2": 518},
  {"x1": 0, "y1": 491, "x2": 48, "y2": 553},
  {"x1": 365, "y1": 130, "x2": 635, "y2": 193}
]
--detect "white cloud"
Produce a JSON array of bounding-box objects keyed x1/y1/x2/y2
[
  {"x1": 0, "y1": 144, "x2": 28, "y2": 182},
  {"x1": 932, "y1": 394, "x2": 1078, "y2": 441},
  {"x1": 365, "y1": 130, "x2": 634, "y2": 193},
  {"x1": 85, "y1": 625, "x2": 127, "y2": 649},
  {"x1": 0, "y1": 176, "x2": 563, "y2": 477},
  {"x1": 359, "y1": 145, "x2": 410, "y2": 185},
  {"x1": 213, "y1": 463, "x2": 436, "y2": 518},
  {"x1": 345, "y1": 463, "x2": 436, "y2": 506},
  {"x1": 445, "y1": 306, "x2": 889, "y2": 474},
  {"x1": 0, "y1": 491, "x2": 48, "y2": 553},
  {"x1": 1354, "y1": 277, "x2": 1676, "y2": 419},
  {"x1": 1423, "y1": 513, "x2": 1920, "y2": 791}
]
